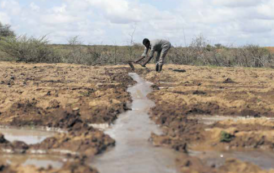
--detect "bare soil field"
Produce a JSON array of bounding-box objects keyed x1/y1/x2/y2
[
  {"x1": 136, "y1": 64, "x2": 274, "y2": 173},
  {"x1": 1, "y1": 62, "x2": 274, "y2": 173},
  {"x1": 0, "y1": 62, "x2": 133, "y2": 173}
]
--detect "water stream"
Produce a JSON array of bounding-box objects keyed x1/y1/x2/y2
[
  {"x1": 188, "y1": 115, "x2": 274, "y2": 170},
  {"x1": 91, "y1": 73, "x2": 178, "y2": 173},
  {"x1": 0, "y1": 127, "x2": 57, "y2": 144},
  {"x1": 189, "y1": 150, "x2": 274, "y2": 170},
  {"x1": 0, "y1": 127, "x2": 63, "y2": 168},
  {"x1": 0, "y1": 154, "x2": 64, "y2": 169},
  {"x1": 3, "y1": 73, "x2": 274, "y2": 171}
]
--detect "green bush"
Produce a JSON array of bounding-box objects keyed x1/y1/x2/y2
[
  {"x1": 220, "y1": 131, "x2": 234, "y2": 143},
  {"x1": 0, "y1": 35, "x2": 62, "y2": 63}
]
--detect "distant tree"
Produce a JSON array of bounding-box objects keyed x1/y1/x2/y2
[
  {"x1": 215, "y1": 43, "x2": 224, "y2": 49},
  {"x1": 68, "y1": 36, "x2": 82, "y2": 45},
  {"x1": 206, "y1": 44, "x2": 214, "y2": 51},
  {"x1": 0, "y1": 22, "x2": 15, "y2": 37}
]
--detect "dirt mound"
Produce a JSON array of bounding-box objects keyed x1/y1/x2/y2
[
  {"x1": 0, "y1": 160, "x2": 98, "y2": 173},
  {"x1": 31, "y1": 126, "x2": 115, "y2": 156},
  {"x1": 223, "y1": 78, "x2": 235, "y2": 83},
  {"x1": 219, "y1": 158, "x2": 274, "y2": 173},
  {"x1": 137, "y1": 64, "x2": 274, "y2": 172},
  {"x1": 0, "y1": 62, "x2": 134, "y2": 172},
  {"x1": 0, "y1": 63, "x2": 133, "y2": 126},
  {"x1": 149, "y1": 103, "x2": 206, "y2": 152}
]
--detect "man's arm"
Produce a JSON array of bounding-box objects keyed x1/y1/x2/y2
[
  {"x1": 142, "y1": 49, "x2": 155, "y2": 66},
  {"x1": 142, "y1": 47, "x2": 149, "y2": 57},
  {"x1": 134, "y1": 47, "x2": 149, "y2": 63},
  {"x1": 148, "y1": 49, "x2": 155, "y2": 59}
]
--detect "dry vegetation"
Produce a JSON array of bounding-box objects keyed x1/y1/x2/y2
[{"x1": 1, "y1": 35, "x2": 274, "y2": 68}]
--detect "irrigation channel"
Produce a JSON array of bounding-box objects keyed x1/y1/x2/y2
[
  {"x1": 91, "y1": 73, "x2": 179, "y2": 173},
  {"x1": 1, "y1": 73, "x2": 274, "y2": 172}
]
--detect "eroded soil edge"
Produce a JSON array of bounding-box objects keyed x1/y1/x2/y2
[
  {"x1": 137, "y1": 64, "x2": 274, "y2": 173},
  {"x1": 0, "y1": 62, "x2": 134, "y2": 173}
]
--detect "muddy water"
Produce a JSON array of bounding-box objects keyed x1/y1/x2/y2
[
  {"x1": 188, "y1": 115, "x2": 274, "y2": 125},
  {"x1": 0, "y1": 127, "x2": 56, "y2": 144},
  {"x1": 0, "y1": 154, "x2": 64, "y2": 168},
  {"x1": 0, "y1": 127, "x2": 63, "y2": 168},
  {"x1": 190, "y1": 150, "x2": 274, "y2": 170},
  {"x1": 92, "y1": 73, "x2": 178, "y2": 173},
  {"x1": 188, "y1": 115, "x2": 274, "y2": 170}
]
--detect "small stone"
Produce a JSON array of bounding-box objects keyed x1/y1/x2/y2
[
  {"x1": 223, "y1": 78, "x2": 235, "y2": 83},
  {"x1": 12, "y1": 141, "x2": 29, "y2": 150},
  {"x1": 46, "y1": 91, "x2": 51, "y2": 96},
  {"x1": 73, "y1": 107, "x2": 80, "y2": 111}
]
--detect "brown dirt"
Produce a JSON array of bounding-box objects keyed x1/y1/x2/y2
[
  {"x1": 0, "y1": 63, "x2": 133, "y2": 126},
  {"x1": 2, "y1": 62, "x2": 274, "y2": 173},
  {"x1": 0, "y1": 62, "x2": 134, "y2": 172},
  {"x1": 0, "y1": 160, "x2": 98, "y2": 173},
  {"x1": 136, "y1": 64, "x2": 274, "y2": 173}
]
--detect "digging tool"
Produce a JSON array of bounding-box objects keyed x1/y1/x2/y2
[{"x1": 128, "y1": 61, "x2": 135, "y2": 71}]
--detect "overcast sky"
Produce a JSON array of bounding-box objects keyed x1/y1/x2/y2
[{"x1": 0, "y1": 0, "x2": 274, "y2": 46}]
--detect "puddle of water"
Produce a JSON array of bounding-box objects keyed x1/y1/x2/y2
[
  {"x1": 187, "y1": 115, "x2": 274, "y2": 125},
  {"x1": 91, "y1": 73, "x2": 178, "y2": 173},
  {"x1": 0, "y1": 127, "x2": 56, "y2": 145},
  {"x1": 89, "y1": 124, "x2": 110, "y2": 131},
  {"x1": 189, "y1": 150, "x2": 274, "y2": 170},
  {"x1": 0, "y1": 154, "x2": 64, "y2": 169}
]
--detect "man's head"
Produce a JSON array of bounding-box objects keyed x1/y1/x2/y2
[{"x1": 143, "y1": 38, "x2": 150, "y2": 48}]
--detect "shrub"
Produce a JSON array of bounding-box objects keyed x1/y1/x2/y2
[
  {"x1": 167, "y1": 36, "x2": 274, "y2": 67},
  {"x1": 220, "y1": 131, "x2": 234, "y2": 143},
  {"x1": 0, "y1": 35, "x2": 62, "y2": 63},
  {"x1": 0, "y1": 22, "x2": 15, "y2": 38}
]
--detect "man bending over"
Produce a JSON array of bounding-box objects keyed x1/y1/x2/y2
[{"x1": 129, "y1": 38, "x2": 172, "y2": 72}]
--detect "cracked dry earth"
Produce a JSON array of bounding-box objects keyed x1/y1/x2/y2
[
  {"x1": 0, "y1": 62, "x2": 133, "y2": 173},
  {"x1": 136, "y1": 64, "x2": 274, "y2": 173}
]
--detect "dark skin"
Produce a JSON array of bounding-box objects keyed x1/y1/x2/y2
[
  {"x1": 133, "y1": 42, "x2": 150, "y2": 65},
  {"x1": 130, "y1": 39, "x2": 164, "y2": 72}
]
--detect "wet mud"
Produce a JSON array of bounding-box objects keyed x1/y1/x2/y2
[
  {"x1": 190, "y1": 150, "x2": 274, "y2": 170},
  {"x1": 0, "y1": 154, "x2": 64, "y2": 169},
  {"x1": 0, "y1": 127, "x2": 56, "y2": 144},
  {"x1": 91, "y1": 73, "x2": 178, "y2": 173}
]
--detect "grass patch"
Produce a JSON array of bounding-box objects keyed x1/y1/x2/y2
[{"x1": 220, "y1": 131, "x2": 234, "y2": 143}]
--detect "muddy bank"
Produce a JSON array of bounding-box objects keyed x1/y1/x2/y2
[
  {"x1": 0, "y1": 160, "x2": 98, "y2": 173},
  {"x1": 137, "y1": 65, "x2": 274, "y2": 150},
  {"x1": 0, "y1": 62, "x2": 134, "y2": 172},
  {"x1": 135, "y1": 64, "x2": 274, "y2": 173}
]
